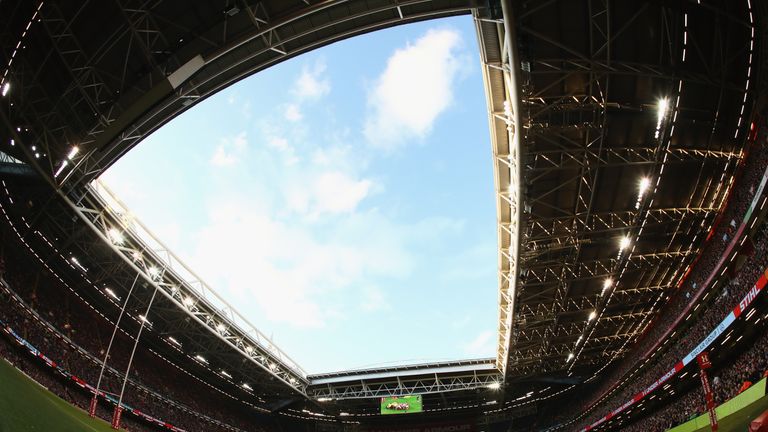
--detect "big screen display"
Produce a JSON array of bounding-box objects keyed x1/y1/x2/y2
[{"x1": 380, "y1": 395, "x2": 423, "y2": 415}]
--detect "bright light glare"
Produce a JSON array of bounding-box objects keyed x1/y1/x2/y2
[
  {"x1": 147, "y1": 266, "x2": 160, "y2": 278},
  {"x1": 195, "y1": 355, "x2": 208, "y2": 363},
  {"x1": 183, "y1": 297, "x2": 194, "y2": 307},
  {"x1": 588, "y1": 311, "x2": 597, "y2": 321},
  {"x1": 1, "y1": 82, "x2": 9, "y2": 97},
  {"x1": 216, "y1": 323, "x2": 227, "y2": 333},
  {"x1": 639, "y1": 177, "x2": 651, "y2": 195},
  {"x1": 619, "y1": 236, "x2": 631, "y2": 251},
  {"x1": 567, "y1": 353, "x2": 574, "y2": 361},
  {"x1": 657, "y1": 98, "x2": 668, "y2": 123},
  {"x1": 242, "y1": 383, "x2": 252, "y2": 390},
  {"x1": 67, "y1": 146, "x2": 79, "y2": 160},
  {"x1": 107, "y1": 228, "x2": 124, "y2": 245},
  {"x1": 104, "y1": 287, "x2": 118, "y2": 299},
  {"x1": 602, "y1": 278, "x2": 613, "y2": 295},
  {"x1": 487, "y1": 382, "x2": 501, "y2": 390}
]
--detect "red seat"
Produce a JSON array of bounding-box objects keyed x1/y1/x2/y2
[{"x1": 750, "y1": 408, "x2": 768, "y2": 432}]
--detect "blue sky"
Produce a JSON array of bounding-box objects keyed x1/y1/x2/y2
[{"x1": 100, "y1": 16, "x2": 498, "y2": 374}]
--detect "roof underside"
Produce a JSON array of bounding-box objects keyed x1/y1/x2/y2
[
  {"x1": 505, "y1": 0, "x2": 755, "y2": 381},
  {"x1": 0, "y1": 0, "x2": 760, "y2": 423}
]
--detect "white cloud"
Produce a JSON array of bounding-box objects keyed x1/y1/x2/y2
[
  {"x1": 463, "y1": 330, "x2": 495, "y2": 357},
  {"x1": 284, "y1": 103, "x2": 303, "y2": 122},
  {"x1": 312, "y1": 171, "x2": 371, "y2": 215},
  {"x1": 210, "y1": 132, "x2": 248, "y2": 167},
  {"x1": 267, "y1": 136, "x2": 299, "y2": 166},
  {"x1": 185, "y1": 197, "x2": 417, "y2": 329},
  {"x1": 364, "y1": 28, "x2": 465, "y2": 149},
  {"x1": 361, "y1": 286, "x2": 389, "y2": 312},
  {"x1": 293, "y1": 60, "x2": 330, "y2": 100}
]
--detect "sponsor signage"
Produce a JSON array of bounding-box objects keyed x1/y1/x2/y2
[{"x1": 580, "y1": 267, "x2": 768, "y2": 431}]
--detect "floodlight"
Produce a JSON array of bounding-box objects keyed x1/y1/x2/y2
[
  {"x1": 1, "y1": 82, "x2": 9, "y2": 97},
  {"x1": 107, "y1": 228, "x2": 124, "y2": 245},
  {"x1": 67, "y1": 146, "x2": 79, "y2": 160},
  {"x1": 195, "y1": 355, "x2": 208, "y2": 364},
  {"x1": 104, "y1": 287, "x2": 119, "y2": 299},
  {"x1": 147, "y1": 266, "x2": 160, "y2": 279},
  {"x1": 619, "y1": 236, "x2": 631, "y2": 251},
  {"x1": 639, "y1": 177, "x2": 651, "y2": 195},
  {"x1": 602, "y1": 278, "x2": 613, "y2": 295},
  {"x1": 567, "y1": 353, "x2": 574, "y2": 361},
  {"x1": 657, "y1": 98, "x2": 668, "y2": 124},
  {"x1": 487, "y1": 382, "x2": 501, "y2": 390},
  {"x1": 588, "y1": 311, "x2": 597, "y2": 321}
]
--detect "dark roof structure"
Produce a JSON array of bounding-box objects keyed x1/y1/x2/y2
[{"x1": 0, "y1": 0, "x2": 764, "y2": 428}]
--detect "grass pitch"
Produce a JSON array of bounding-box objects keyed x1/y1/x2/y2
[{"x1": 0, "y1": 358, "x2": 117, "y2": 432}]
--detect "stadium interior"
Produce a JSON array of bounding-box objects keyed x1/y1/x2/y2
[{"x1": 2, "y1": 0, "x2": 768, "y2": 431}]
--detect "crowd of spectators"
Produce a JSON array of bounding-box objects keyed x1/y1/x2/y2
[
  {"x1": 537, "y1": 132, "x2": 768, "y2": 430},
  {"x1": 570, "y1": 213, "x2": 768, "y2": 430},
  {"x1": 0, "y1": 243, "x2": 272, "y2": 431},
  {"x1": 0, "y1": 281, "x2": 262, "y2": 431},
  {"x1": 619, "y1": 325, "x2": 768, "y2": 431}
]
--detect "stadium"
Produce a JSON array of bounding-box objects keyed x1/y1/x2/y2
[{"x1": 1, "y1": 0, "x2": 768, "y2": 431}]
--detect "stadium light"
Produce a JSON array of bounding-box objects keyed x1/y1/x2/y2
[
  {"x1": 487, "y1": 382, "x2": 501, "y2": 390},
  {"x1": 131, "y1": 251, "x2": 142, "y2": 262},
  {"x1": 168, "y1": 336, "x2": 181, "y2": 346},
  {"x1": 67, "y1": 146, "x2": 79, "y2": 160},
  {"x1": 619, "y1": 236, "x2": 631, "y2": 252},
  {"x1": 567, "y1": 353, "x2": 574, "y2": 361},
  {"x1": 317, "y1": 397, "x2": 332, "y2": 402},
  {"x1": 268, "y1": 362, "x2": 277, "y2": 370},
  {"x1": 147, "y1": 266, "x2": 160, "y2": 279},
  {"x1": 216, "y1": 323, "x2": 227, "y2": 334},
  {"x1": 183, "y1": 296, "x2": 194, "y2": 307},
  {"x1": 601, "y1": 278, "x2": 613, "y2": 295},
  {"x1": 1, "y1": 82, "x2": 9, "y2": 97},
  {"x1": 221, "y1": 370, "x2": 232, "y2": 378},
  {"x1": 70, "y1": 256, "x2": 86, "y2": 272},
  {"x1": 54, "y1": 160, "x2": 68, "y2": 178},
  {"x1": 638, "y1": 177, "x2": 651, "y2": 195},
  {"x1": 245, "y1": 346, "x2": 254, "y2": 354},
  {"x1": 588, "y1": 311, "x2": 597, "y2": 321},
  {"x1": 139, "y1": 314, "x2": 152, "y2": 327},
  {"x1": 107, "y1": 227, "x2": 124, "y2": 245},
  {"x1": 195, "y1": 355, "x2": 208, "y2": 364},
  {"x1": 104, "y1": 287, "x2": 119, "y2": 300},
  {"x1": 657, "y1": 98, "x2": 668, "y2": 124},
  {"x1": 242, "y1": 383, "x2": 252, "y2": 390}
]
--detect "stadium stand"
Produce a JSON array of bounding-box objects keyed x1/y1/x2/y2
[
  {"x1": 532, "y1": 122, "x2": 768, "y2": 430},
  {"x1": 0, "y1": 235, "x2": 273, "y2": 431}
]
